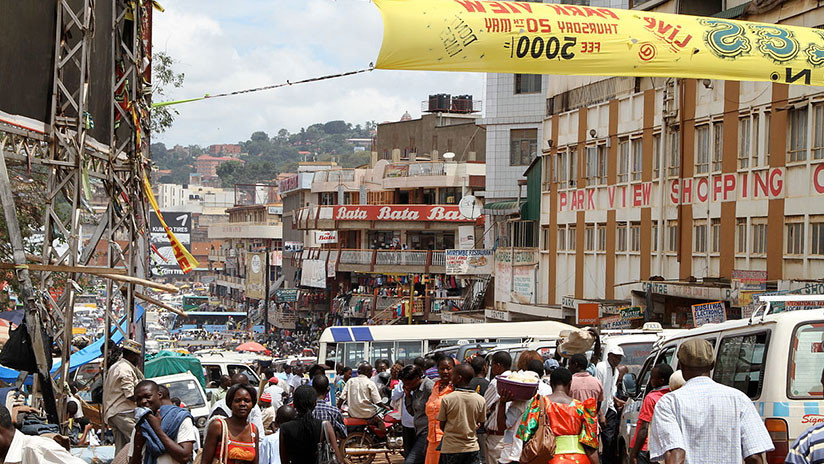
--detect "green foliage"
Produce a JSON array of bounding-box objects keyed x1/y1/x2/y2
[
  {"x1": 150, "y1": 51, "x2": 185, "y2": 135},
  {"x1": 152, "y1": 120, "x2": 375, "y2": 187}
]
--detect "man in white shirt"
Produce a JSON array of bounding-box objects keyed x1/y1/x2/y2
[
  {"x1": 129, "y1": 380, "x2": 196, "y2": 464},
  {"x1": 287, "y1": 365, "x2": 304, "y2": 393},
  {"x1": 340, "y1": 364, "x2": 383, "y2": 421},
  {"x1": 595, "y1": 345, "x2": 624, "y2": 464},
  {"x1": 483, "y1": 351, "x2": 512, "y2": 464},
  {"x1": 0, "y1": 404, "x2": 85, "y2": 464},
  {"x1": 264, "y1": 377, "x2": 285, "y2": 411},
  {"x1": 649, "y1": 339, "x2": 773, "y2": 464}
]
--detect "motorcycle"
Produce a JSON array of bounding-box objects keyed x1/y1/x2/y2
[{"x1": 340, "y1": 404, "x2": 404, "y2": 464}]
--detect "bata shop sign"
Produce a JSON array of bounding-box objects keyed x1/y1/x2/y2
[
  {"x1": 315, "y1": 231, "x2": 338, "y2": 244},
  {"x1": 332, "y1": 205, "x2": 476, "y2": 222}
]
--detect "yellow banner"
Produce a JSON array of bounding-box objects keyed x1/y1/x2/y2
[
  {"x1": 375, "y1": 0, "x2": 824, "y2": 86},
  {"x1": 143, "y1": 175, "x2": 200, "y2": 274}
]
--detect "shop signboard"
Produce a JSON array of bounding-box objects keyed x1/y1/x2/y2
[
  {"x1": 601, "y1": 315, "x2": 632, "y2": 330},
  {"x1": 620, "y1": 306, "x2": 644, "y2": 321},
  {"x1": 245, "y1": 252, "x2": 265, "y2": 300},
  {"x1": 576, "y1": 303, "x2": 599, "y2": 326},
  {"x1": 149, "y1": 211, "x2": 192, "y2": 276},
  {"x1": 445, "y1": 249, "x2": 493, "y2": 275},
  {"x1": 732, "y1": 269, "x2": 767, "y2": 292},
  {"x1": 384, "y1": 164, "x2": 409, "y2": 178},
  {"x1": 691, "y1": 301, "x2": 727, "y2": 328},
  {"x1": 315, "y1": 231, "x2": 338, "y2": 244},
  {"x1": 300, "y1": 259, "x2": 327, "y2": 289},
  {"x1": 275, "y1": 289, "x2": 299, "y2": 303},
  {"x1": 332, "y1": 205, "x2": 476, "y2": 222}
]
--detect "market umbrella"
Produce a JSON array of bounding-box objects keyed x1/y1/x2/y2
[{"x1": 236, "y1": 341, "x2": 266, "y2": 352}]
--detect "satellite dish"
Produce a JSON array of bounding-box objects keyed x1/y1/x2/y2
[
  {"x1": 458, "y1": 195, "x2": 481, "y2": 219},
  {"x1": 442, "y1": 152, "x2": 455, "y2": 160}
]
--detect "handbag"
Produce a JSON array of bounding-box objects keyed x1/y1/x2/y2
[
  {"x1": 318, "y1": 420, "x2": 339, "y2": 464},
  {"x1": 193, "y1": 418, "x2": 228, "y2": 464},
  {"x1": 0, "y1": 320, "x2": 52, "y2": 372},
  {"x1": 519, "y1": 397, "x2": 556, "y2": 464}
]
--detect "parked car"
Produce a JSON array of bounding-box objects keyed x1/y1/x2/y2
[{"x1": 151, "y1": 372, "x2": 210, "y2": 434}]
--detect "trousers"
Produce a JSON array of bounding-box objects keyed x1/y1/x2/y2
[
  {"x1": 405, "y1": 431, "x2": 429, "y2": 464},
  {"x1": 600, "y1": 409, "x2": 619, "y2": 464},
  {"x1": 108, "y1": 411, "x2": 136, "y2": 455}
]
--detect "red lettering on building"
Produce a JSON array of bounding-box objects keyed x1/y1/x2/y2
[
  {"x1": 333, "y1": 205, "x2": 475, "y2": 222},
  {"x1": 770, "y1": 168, "x2": 784, "y2": 198},
  {"x1": 587, "y1": 189, "x2": 596, "y2": 209},
  {"x1": 754, "y1": 171, "x2": 769, "y2": 198},
  {"x1": 696, "y1": 177, "x2": 709, "y2": 203},
  {"x1": 608, "y1": 186, "x2": 616, "y2": 208},
  {"x1": 815, "y1": 164, "x2": 824, "y2": 194},
  {"x1": 642, "y1": 182, "x2": 652, "y2": 205},
  {"x1": 723, "y1": 174, "x2": 736, "y2": 201},
  {"x1": 670, "y1": 180, "x2": 680, "y2": 204}
]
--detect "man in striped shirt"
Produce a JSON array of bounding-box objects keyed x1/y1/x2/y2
[{"x1": 786, "y1": 368, "x2": 824, "y2": 464}]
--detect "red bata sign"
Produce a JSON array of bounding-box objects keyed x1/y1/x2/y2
[{"x1": 333, "y1": 205, "x2": 476, "y2": 222}]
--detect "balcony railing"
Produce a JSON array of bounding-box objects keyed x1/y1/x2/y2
[
  {"x1": 302, "y1": 248, "x2": 447, "y2": 273},
  {"x1": 340, "y1": 249, "x2": 372, "y2": 265},
  {"x1": 375, "y1": 250, "x2": 427, "y2": 266}
]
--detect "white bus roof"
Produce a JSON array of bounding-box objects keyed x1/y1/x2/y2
[{"x1": 319, "y1": 321, "x2": 577, "y2": 343}]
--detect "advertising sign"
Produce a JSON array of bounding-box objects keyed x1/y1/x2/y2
[
  {"x1": 245, "y1": 252, "x2": 266, "y2": 300},
  {"x1": 732, "y1": 269, "x2": 767, "y2": 292},
  {"x1": 620, "y1": 306, "x2": 644, "y2": 321},
  {"x1": 458, "y1": 225, "x2": 475, "y2": 249},
  {"x1": 384, "y1": 164, "x2": 409, "y2": 178},
  {"x1": 300, "y1": 259, "x2": 327, "y2": 289},
  {"x1": 149, "y1": 211, "x2": 192, "y2": 276},
  {"x1": 601, "y1": 315, "x2": 632, "y2": 330},
  {"x1": 494, "y1": 249, "x2": 537, "y2": 305},
  {"x1": 445, "y1": 249, "x2": 493, "y2": 275},
  {"x1": 576, "y1": 303, "x2": 599, "y2": 326},
  {"x1": 374, "y1": 0, "x2": 824, "y2": 87},
  {"x1": 315, "y1": 231, "x2": 338, "y2": 244},
  {"x1": 275, "y1": 289, "x2": 299, "y2": 303},
  {"x1": 270, "y1": 250, "x2": 282, "y2": 267},
  {"x1": 333, "y1": 205, "x2": 476, "y2": 222},
  {"x1": 278, "y1": 175, "x2": 299, "y2": 194},
  {"x1": 691, "y1": 301, "x2": 727, "y2": 328}
]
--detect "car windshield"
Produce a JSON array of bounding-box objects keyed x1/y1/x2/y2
[
  {"x1": 789, "y1": 322, "x2": 824, "y2": 399},
  {"x1": 619, "y1": 342, "x2": 654, "y2": 377},
  {"x1": 161, "y1": 379, "x2": 205, "y2": 408}
]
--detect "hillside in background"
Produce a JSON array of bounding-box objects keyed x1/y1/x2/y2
[{"x1": 151, "y1": 120, "x2": 375, "y2": 187}]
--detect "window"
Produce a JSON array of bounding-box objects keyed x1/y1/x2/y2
[
  {"x1": 586, "y1": 146, "x2": 598, "y2": 184},
  {"x1": 668, "y1": 128, "x2": 681, "y2": 177},
  {"x1": 617, "y1": 223, "x2": 627, "y2": 252},
  {"x1": 653, "y1": 133, "x2": 661, "y2": 179},
  {"x1": 569, "y1": 147, "x2": 578, "y2": 183},
  {"x1": 667, "y1": 221, "x2": 679, "y2": 252},
  {"x1": 712, "y1": 121, "x2": 723, "y2": 172},
  {"x1": 786, "y1": 219, "x2": 805, "y2": 255},
  {"x1": 753, "y1": 113, "x2": 761, "y2": 167},
  {"x1": 631, "y1": 138, "x2": 643, "y2": 181},
  {"x1": 738, "y1": 117, "x2": 751, "y2": 169},
  {"x1": 694, "y1": 222, "x2": 707, "y2": 253},
  {"x1": 557, "y1": 149, "x2": 568, "y2": 184},
  {"x1": 765, "y1": 111, "x2": 772, "y2": 166},
  {"x1": 597, "y1": 145, "x2": 607, "y2": 185},
  {"x1": 789, "y1": 323, "x2": 824, "y2": 398},
  {"x1": 657, "y1": 345, "x2": 677, "y2": 368},
  {"x1": 812, "y1": 220, "x2": 824, "y2": 255},
  {"x1": 814, "y1": 103, "x2": 824, "y2": 160},
  {"x1": 711, "y1": 218, "x2": 720, "y2": 253},
  {"x1": 585, "y1": 224, "x2": 595, "y2": 251},
  {"x1": 568, "y1": 226, "x2": 577, "y2": 251},
  {"x1": 695, "y1": 124, "x2": 710, "y2": 174},
  {"x1": 597, "y1": 224, "x2": 606, "y2": 252},
  {"x1": 630, "y1": 222, "x2": 641, "y2": 252},
  {"x1": 542, "y1": 228, "x2": 549, "y2": 251},
  {"x1": 788, "y1": 106, "x2": 808, "y2": 162},
  {"x1": 752, "y1": 221, "x2": 767, "y2": 254},
  {"x1": 510, "y1": 129, "x2": 537, "y2": 166},
  {"x1": 557, "y1": 226, "x2": 567, "y2": 251},
  {"x1": 713, "y1": 332, "x2": 768, "y2": 399},
  {"x1": 736, "y1": 219, "x2": 747, "y2": 254},
  {"x1": 652, "y1": 222, "x2": 659, "y2": 252},
  {"x1": 514, "y1": 74, "x2": 541, "y2": 94},
  {"x1": 618, "y1": 138, "x2": 629, "y2": 183}
]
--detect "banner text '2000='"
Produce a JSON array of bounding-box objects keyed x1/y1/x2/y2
[{"x1": 374, "y1": 0, "x2": 824, "y2": 86}]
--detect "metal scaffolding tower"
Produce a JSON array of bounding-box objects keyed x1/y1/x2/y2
[{"x1": 0, "y1": 0, "x2": 152, "y2": 425}]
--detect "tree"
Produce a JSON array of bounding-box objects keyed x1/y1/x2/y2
[{"x1": 150, "y1": 51, "x2": 185, "y2": 135}]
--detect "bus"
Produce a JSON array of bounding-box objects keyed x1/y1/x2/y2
[
  {"x1": 318, "y1": 321, "x2": 576, "y2": 367},
  {"x1": 182, "y1": 295, "x2": 208, "y2": 311}
]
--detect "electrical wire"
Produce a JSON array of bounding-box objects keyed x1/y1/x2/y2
[{"x1": 152, "y1": 64, "x2": 375, "y2": 108}]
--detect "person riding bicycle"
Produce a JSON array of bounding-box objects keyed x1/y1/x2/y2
[{"x1": 341, "y1": 363, "x2": 390, "y2": 432}]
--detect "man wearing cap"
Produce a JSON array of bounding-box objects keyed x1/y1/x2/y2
[
  {"x1": 103, "y1": 339, "x2": 144, "y2": 455},
  {"x1": 264, "y1": 376, "x2": 285, "y2": 411},
  {"x1": 595, "y1": 345, "x2": 624, "y2": 464},
  {"x1": 258, "y1": 392, "x2": 276, "y2": 434},
  {"x1": 648, "y1": 339, "x2": 773, "y2": 464}
]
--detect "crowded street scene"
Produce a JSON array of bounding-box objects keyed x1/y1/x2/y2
[{"x1": 5, "y1": 0, "x2": 824, "y2": 463}]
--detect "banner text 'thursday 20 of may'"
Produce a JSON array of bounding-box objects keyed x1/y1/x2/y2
[{"x1": 374, "y1": 0, "x2": 824, "y2": 86}]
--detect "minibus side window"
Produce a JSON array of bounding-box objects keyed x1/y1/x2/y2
[
  {"x1": 658, "y1": 346, "x2": 677, "y2": 367},
  {"x1": 713, "y1": 332, "x2": 768, "y2": 399},
  {"x1": 636, "y1": 355, "x2": 655, "y2": 398},
  {"x1": 788, "y1": 323, "x2": 824, "y2": 399}
]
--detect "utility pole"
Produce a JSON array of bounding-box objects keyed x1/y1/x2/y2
[{"x1": 264, "y1": 242, "x2": 272, "y2": 334}]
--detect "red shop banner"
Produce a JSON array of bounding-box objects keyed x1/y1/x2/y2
[{"x1": 333, "y1": 205, "x2": 477, "y2": 222}]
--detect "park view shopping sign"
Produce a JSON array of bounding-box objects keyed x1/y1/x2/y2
[
  {"x1": 333, "y1": 205, "x2": 478, "y2": 222},
  {"x1": 375, "y1": 0, "x2": 824, "y2": 86}
]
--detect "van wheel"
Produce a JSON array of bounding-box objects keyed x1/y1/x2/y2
[{"x1": 341, "y1": 431, "x2": 376, "y2": 464}]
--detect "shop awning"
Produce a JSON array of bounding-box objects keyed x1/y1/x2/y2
[{"x1": 483, "y1": 200, "x2": 526, "y2": 216}]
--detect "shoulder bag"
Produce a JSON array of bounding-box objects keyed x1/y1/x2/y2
[
  {"x1": 318, "y1": 420, "x2": 339, "y2": 464},
  {"x1": 519, "y1": 397, "x2": 556, "y2": 464},
  {"x1": 193, "y1": 418, "x2": 228, "y2": 464}
]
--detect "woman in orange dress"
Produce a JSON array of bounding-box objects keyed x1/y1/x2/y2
[
  {"x1": 516, "y1": 368, "x2": 599, "y2": 464},
  {"x1": 201, "y1": 383, "x2": 260, "y2": 464},
  {"x1": 424, "y1": 354, "x2": 456, "y2": 464}
]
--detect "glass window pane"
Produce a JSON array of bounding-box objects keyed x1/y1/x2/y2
[
  {"x1": 713, "y1": 332, "x2": 768, "y2": 399},
  {"x1": 395, "y1": 341, "x2": 422, "y2": 362},
  {"x1": 789, "y1": 323, "x2": 824, "y2": 398}
]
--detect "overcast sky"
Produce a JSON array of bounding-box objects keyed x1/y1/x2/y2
[{"x1": 152, "y1": 0, "x2": 486, "y2": 147}]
